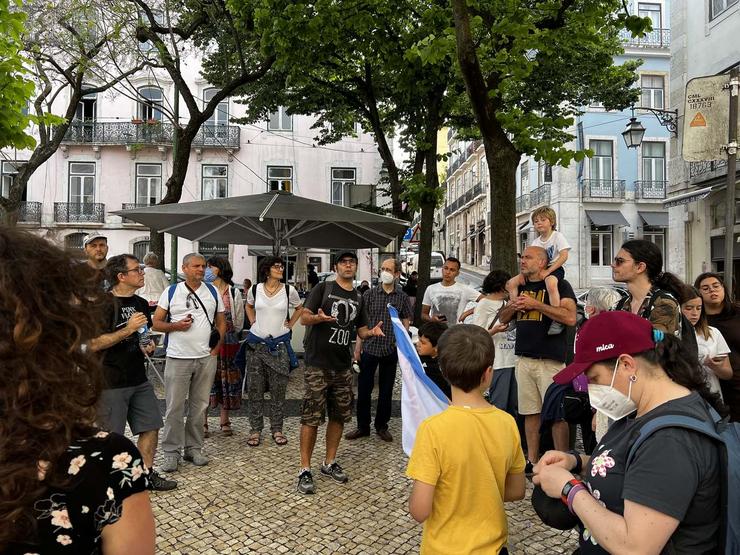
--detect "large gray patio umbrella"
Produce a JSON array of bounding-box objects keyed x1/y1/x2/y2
[{"x1": 114, "y1": 191, "x2": 409, "y2": 252}]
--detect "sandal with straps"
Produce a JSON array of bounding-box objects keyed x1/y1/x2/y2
[
  {"x1": 247, "y1": 432, "x2": 261, "y2": 447},
  {"x1": 220, "y1": 422, "x2": 233, "y2": 437},
  {"x1": 272, "y1": 432, "x2": 288, "y2": 446}
]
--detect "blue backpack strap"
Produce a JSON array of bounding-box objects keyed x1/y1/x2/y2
[{"x1": 626, "y1": 415, "x2": 721, "y2": 467}]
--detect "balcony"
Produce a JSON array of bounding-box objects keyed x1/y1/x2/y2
[
  {"x1": 515, "y1": 193, "x2": 530, "y2": 214},
  {"x1": 634, "y1": 180, "x2": 667, "y2": 200},
  {"x1": 1, "y1": 201, "x2": 42, "y2": 225},
  {"x1": 529, "y1": 184, "x2": 551, "y2": 207},
  {"x1": 54, "y1": 202, "x2": 105, "y2": 224},
  {"x1": 582, "y1": 179, "x2": 626, "y2": 200},
  {"x1": 62, "y1": 121, "x2": 241, "y2": 149},
  {"x1": 472, "y1": 181, "x2": 483, "y2": 198},
  {"x1": 619, "y1": 28, "x2": 670, "y2": 48},
  {"x1": 120, "y1": 203, "x2": 154, "y2": 224},
  {"x1": 689, "y1": 159, "x2": 729, "y2": 180}
]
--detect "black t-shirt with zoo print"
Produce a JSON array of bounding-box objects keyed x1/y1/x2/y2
[{"x1": 304, "y1": 281, "x2": 368, "y2": 370}]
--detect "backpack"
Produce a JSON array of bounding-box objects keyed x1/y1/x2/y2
[
  {"x1": 616, "y1": 288, "x2": 699, "y2": 363},
  {"x1": 626, "y1": 405, "x2": 740, "y2": 553},
  {"x1": 163, "y1": 282, "x2": 219, "y2": 349}
]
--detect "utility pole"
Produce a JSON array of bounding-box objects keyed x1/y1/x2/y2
[
  {"x1": 170, "y1": 59, "x2": 180, "y2": 285},
  {"x1": 723, "y1": 68, "x2": 739, "y2": 297}
]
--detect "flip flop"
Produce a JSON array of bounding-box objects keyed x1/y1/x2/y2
[
  {"x1": 272, "y1": 432, "x2": 288, "y2": 446},
  {"x1": 247, "y1": 432, "x2": 261, "y2": 447}
]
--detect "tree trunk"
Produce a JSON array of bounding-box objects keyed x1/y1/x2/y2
[{"x1": 486, "y1": 138, "x2": 520, "y2": 276}]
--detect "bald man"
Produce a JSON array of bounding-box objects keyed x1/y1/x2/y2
[{"x1": 499, "y1": 246, "x2": 577, "y2": 471}]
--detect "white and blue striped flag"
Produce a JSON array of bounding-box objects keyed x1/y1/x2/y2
[{"x1": 389, "y1": 305, "x2": 449, "y2": 456}]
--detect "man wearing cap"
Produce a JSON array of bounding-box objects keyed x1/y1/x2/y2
[
  {"x1": 296, "y1": 251, "x2": 385, "y2": 495},
  {"x1": 83, "y1": 233, "x2": 109, "y2": 288},
  {"x1": 499, "y1": 246, "x2": 577, "y2": 471}
]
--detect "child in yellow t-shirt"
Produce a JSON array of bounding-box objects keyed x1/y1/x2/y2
[{"x1": 406, "y1": 324, "x2": 526, "y2": 555}]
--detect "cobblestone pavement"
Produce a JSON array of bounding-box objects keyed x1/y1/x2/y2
[{"x1": 148, "y1": 364, "x2": 579, "y2": 554}]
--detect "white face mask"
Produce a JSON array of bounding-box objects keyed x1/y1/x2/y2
[
  {"x1": 587, "y1": 359, "x2": 637, "y2": 421},
  {"x1": 380, "y1": 271, "x2": 395, "y2": 285}
]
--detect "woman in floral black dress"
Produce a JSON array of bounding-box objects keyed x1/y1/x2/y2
[{"x1": 0, "y1": 227, "x2": 155, "y2": 554}]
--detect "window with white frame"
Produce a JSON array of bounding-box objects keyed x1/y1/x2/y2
[
  {"x1": 640, "y1": 75, "x2": 664, "y2": 109},
  {"x1": 268, "y1": 106, "x2": 292, "y2": 131},
  {"x1": 539, "y1": 161, "x2": 552, "y2": 185},
  {"x1": 590, "y1": 226, "x2": 613, "y2": 266},
  {"x1": 136, "y1": 163, "x2": 161, "y2": 205},
  {"x1": 267, "y1": 166, "x2": 292, "y2": 192},
  {"x1": 641, "y1": 142, "x2": 665, "y2": 182},
  {"x1": 139, "y1": 9, "x2": 164, "y2": 53},
  {"x1": 138, "y1": 86, "x2": 163, "y2": 121},
  {"x1": 1, "y1": 161, "x2": 21, "y2": 198},
  {"x1": 75, "y1": 90, "x2": 97, "y2": 122},
  {"x1": 589, "y1": 140, "x2": 613, "y2": 180},
  {"x1": 68, "y1": 162, "x2": 95, "y2": 204},
  {"x1": 643, "y1": 229, "x2": 665, "y2": 258},
  {"x1": 520, "y1": 160, "x2": 529, "y2": 191},
  {"x1": 330, "y1": 168, "x2": 356, "y2": 206},
  {"x1": 202, "y1": 165, "x2": 227, "y2": 199},
  {"x1": 711, "y1": 0, "x2": 738, "y2": 20},
  {"x1": 638, "y1": 3, "x2": 662, "y2": 28},
  {"x1": 204, "y1": 88, "x2": 228, "y2": 127}
]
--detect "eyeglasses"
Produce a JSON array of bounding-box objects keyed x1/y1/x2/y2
[
  {"x1": 612, "y1": 257, "x2": 632, "y2": 266},
  {"x1": 700, "y1": 283, "x2": 723, "y2": 293},
  {"x1": 186, "y1": 292, "x2": 200, "y2": 310},
  {"x1": 271, "y1": 264, "x2": 285, "y2": 270},
  {"x1": 121, "y1": 267, "x2": 145, "y2": 275}
]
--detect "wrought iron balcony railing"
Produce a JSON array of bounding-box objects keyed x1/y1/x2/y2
[
  {"x1": 63, "y1": 121, "x2": 241, "y2": 149},
  {"x1": 635, "y1": 180, "x2": 667, "y2": 200},
  {"x1": 689, "y1": 159, "x2": 728, "y2": 179},
  {"x1": 120, "y1": 202, "x2": 155, "y2": 224},
  {"x1": 529, "y1": 184, "x2": 551, "y2": 207},
  {"x1": 54, "y1": 202, "x2": 105, "y2": 223},
  {"x1": 516, "y1": 193, "x2": 530, "y2": 214},
  {"x1": 619, "y1": 28, "x2": 671, "y2": 48},
  {"x1": 582, "y1": 179, "x2": 626, "y2": 200},
  {"x1": 1, "y1": 201, "x2": 42, "y2": 224}
]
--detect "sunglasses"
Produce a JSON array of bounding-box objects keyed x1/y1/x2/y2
[
  {"x1": 612, "y1": 257, "x2": 632, "y2": 266},
  {"x1": 186, "y1": 292, "x2": 200, "y2": 310}
]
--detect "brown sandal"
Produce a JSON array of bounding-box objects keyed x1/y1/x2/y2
[
  {"x1": 247, "y1": 432, "x2": 261, "y2": 447},
  {"x1": 220, "y1": 422, "x2": 233, "y2": 437},
  {"x1": 272, "y1": 432, "x2": 288, "y2": 446}
]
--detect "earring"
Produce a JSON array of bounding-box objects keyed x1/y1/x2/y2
[{"x1": 629, "y1": 375, "x2": 637, "y2": 383}]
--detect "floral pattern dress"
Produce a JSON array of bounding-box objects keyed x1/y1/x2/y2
[
  {"x1": 8, "y1": 432, "x2": 148, "y2": 555},
  {"x1": 209, "y1": 287, "x2": 242, "y2": 410}
]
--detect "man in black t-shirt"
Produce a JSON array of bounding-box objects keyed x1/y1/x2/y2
[
  {"x1": 296, "y1": 251, "x2": 385, "y2": 495},
  {"x1": 90, "y1": 254, "x2": 177, "y2": 491},
  {"x1": 500, "y1": 246, "x2": 577, "y2": 470}
]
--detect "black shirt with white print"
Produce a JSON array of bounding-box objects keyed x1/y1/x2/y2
[
  {"x1": 303, "y1": 281, "x2": 368, "y2": 370},
  {"x1": 101, "y1": 294, "x2": 152, "y2": 389},
  {"x1": 579, "y1": 392, "x2": 720, "y2": 554}
]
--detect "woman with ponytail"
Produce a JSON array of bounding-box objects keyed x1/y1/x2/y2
[{"x1": 532, "y1": 311, "x2": 724, "y2": 554}]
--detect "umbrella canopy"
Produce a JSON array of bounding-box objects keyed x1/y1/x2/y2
[{"x1": 114, "y1": 191, "x2": 408, "y2": 251}]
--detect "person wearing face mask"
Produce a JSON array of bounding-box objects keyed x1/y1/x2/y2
[
  {"x1": 532, "y1": 311, "x2": 725, "y2": 554},
  {"x1": 345, "y1": 258, "x2": 412, "y2": 442},
  {"x1": 202, "y1": 256, "x2": 244, "y2": 439}
]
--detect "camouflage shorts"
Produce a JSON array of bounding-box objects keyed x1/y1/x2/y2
[{"x1": 301, "y1": 365, "x2": 354, "y2": 427}]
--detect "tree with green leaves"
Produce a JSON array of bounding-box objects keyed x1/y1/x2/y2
[
  {"x1": 420, "y1": 0, "x2": 649, "y2": 275},
  {"x1": 131, "y1": 0, "x2": 274, "y2": 265},
  {"x1": 0, "y1": 0, "x2": 34, "y2": 151},
  {"x1": 0, "y1": 0, "x2": 147, "y2": 224}
]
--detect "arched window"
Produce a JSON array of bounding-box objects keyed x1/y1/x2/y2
[
  {"x1": 133, "y1": 240, "x2": 150, "y2": 261},
  {"x1": 138, "y1": 86, "x2": 163, "y2": 121},
  {"x1": 65, "y1": 232, "x2": 87, "y2": 250}
]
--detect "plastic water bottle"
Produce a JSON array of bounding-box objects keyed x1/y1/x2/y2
[
  {"x1": 138, "y1": 324, "x2": 151, "y2": 348},
  {"x1": 352, "y1": 361, "x2": 361, "y2": 374}
]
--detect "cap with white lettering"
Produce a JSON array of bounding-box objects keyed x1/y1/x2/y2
[{"x1": 553, "y1": 311, "x2": 656, "y2": 385}]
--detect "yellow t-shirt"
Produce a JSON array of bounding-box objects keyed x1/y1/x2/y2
[{"x1": 406, "y1": 405, "x2": 526, "y2": 555}]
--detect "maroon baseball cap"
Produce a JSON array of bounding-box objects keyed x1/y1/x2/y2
[{"x1": 553, "y1": 311, "x2": 656, "y2": 385}]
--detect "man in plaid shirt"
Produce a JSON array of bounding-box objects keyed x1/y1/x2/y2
[{"x1": 345, "y1": 258, "x2": 412, "y2": 442}]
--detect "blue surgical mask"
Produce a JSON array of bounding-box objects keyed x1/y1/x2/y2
[{"x1": 204, "y1": 267, "x2": 216, "y2": 283}]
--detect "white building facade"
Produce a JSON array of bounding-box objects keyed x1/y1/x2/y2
[{"x1": 1, "y1": 60, "x2": 387, "y2": 283}]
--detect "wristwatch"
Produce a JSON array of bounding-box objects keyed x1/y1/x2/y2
[
  {"x1": 567, "y1": 450, "x2": 583, "y2": 474},
  {"x1": 561, "y1": 478, "x2": 583, "y2": 506}
]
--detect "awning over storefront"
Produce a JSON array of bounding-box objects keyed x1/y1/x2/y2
[
  {"x1": 585, "y1": 210, "x2": 630, "y2": 227},
  {"x1": 638, "y1": 211, "x2": 669, "y2": 227},
  {"x1": 518, "y1": 221, "x2": 533, "y2": 232},
  {"x1": 663, "y1": 186, "x2": 713, "y2": 208}
]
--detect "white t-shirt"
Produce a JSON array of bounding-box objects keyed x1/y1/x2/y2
[
  {"x1": 247, "y1": 283, "x2": 302, "y2": 339},
  {"x1": 422, "y1": 282, "x2": 479, "y2": 324},
  {"x1": 158, "y1": 282, "x2": 225, "y2": 359},
  {"x1": 531, "y1": 230, "x2": 571, "y2": 266},
  {"x1": 471, "y1": 298, "x2": 517, "y2": 369},
  {"x1": 695, "y1": 326, "x2": 731, "y2": 398}
]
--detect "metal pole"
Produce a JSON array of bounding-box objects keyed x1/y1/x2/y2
[
  {"x1": 724, "y1": 69, "x2": 738, "y2": 298},
  {"x1": 170, "y1": 59, "x2": 180, "y2": 285}
]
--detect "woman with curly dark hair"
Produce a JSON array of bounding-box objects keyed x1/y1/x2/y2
[{"x1": 0, "y1": 227, "x2": 155, "y2": 554}]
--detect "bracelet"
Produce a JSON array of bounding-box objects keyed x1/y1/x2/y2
[
  {"x1": 567, "y1": 483, "x2": 588, "y2": 514},
  {"x1": 567, "y1": 450, "x2": 583, "y2": 474}
]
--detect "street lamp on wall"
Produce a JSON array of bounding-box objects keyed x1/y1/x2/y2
[{"x1": 621, "y1": 106, "x2": 679, "y2": 149}]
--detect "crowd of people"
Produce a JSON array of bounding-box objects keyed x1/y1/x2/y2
[{"x1": 2, "y1": 197, "x2": 739, "y2": 553}]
